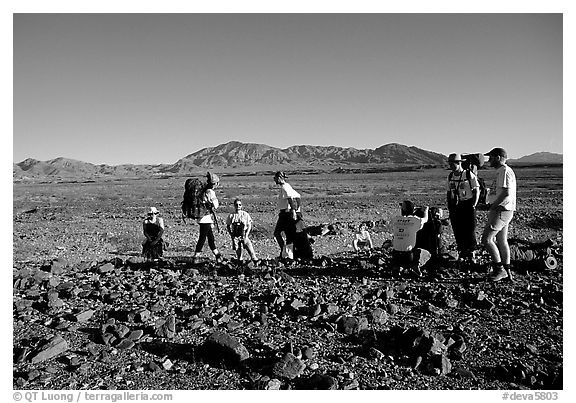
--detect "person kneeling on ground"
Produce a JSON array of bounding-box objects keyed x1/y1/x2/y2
[
  {"x1": 353, "y1": 223, "x2": 373, "y2": 255},
  {"x1": 226, "y1": 198, "x2": 258, "y2": 265},
  {"x1": 142, "y1": 207, "x2": 166, "y2": 262},
  {"x1": 391, "y1": 200, "x2": 431, "y2": 277}
]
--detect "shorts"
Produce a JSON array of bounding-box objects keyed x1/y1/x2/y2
[{"x1": 485, "y1": 209, "x2": 514, "y2": 232}]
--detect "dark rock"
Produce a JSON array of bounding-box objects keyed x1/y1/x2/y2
[
  {"x1": 155, "y1": 315, "x2": 176, "y2": 338},
  {"x1": 30, "y1": 335, "x2": 69, "y2": 363},
  {"x1": 116, "y1": 339, "x2": 135, "y2": 350},
  {"x1": 338, "y1": 316, "x2": 369, "y2": 335},
  {"x1": 303, "y1": 373, "x2": 338, "y2": 389},
  {"x1": 272, "y1": 353, "x2": 306, "y2": 380},
  {"x1": 370, "y1": 308, "x2": 388, "y2": 325},
  {"x1": 202, "y1": 330, "x2": 250, "y2": 363},
  {"x1": 386, "y1": 303, "x2": 399, "y2": 315},
  {"x1": 302, "y1": 346, "x2": 316, "y2": 360}
]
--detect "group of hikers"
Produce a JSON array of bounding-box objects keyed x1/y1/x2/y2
[{"x1": 142, "y1": 146, "x2": 517, "y2": 282}]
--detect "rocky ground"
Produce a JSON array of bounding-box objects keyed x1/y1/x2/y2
[{"x1": 12, "y1": 168, "x2": 563, "y2": 390}]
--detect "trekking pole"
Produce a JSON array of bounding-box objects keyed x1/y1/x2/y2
[{"x1": 211, "y1": 209, "x2": 220, "y2": 233}]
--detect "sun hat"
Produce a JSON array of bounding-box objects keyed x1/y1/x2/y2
[
  {"x1": 448, "y1": 153, "x2": 462, "y2": 162},
  {"x1": 484, "y1": 147, "x2": 507, "y2": 158},
  {"x1": 148, "y1": 207, "x2": 159, "y2": 215}
]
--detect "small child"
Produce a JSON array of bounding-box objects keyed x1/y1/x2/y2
[
  {"x1": 353, "y1": 223, "x2": 373, "y2": 254},
  {"x1": 226, "y1": 198, "x2": 258, "y2": 264}
]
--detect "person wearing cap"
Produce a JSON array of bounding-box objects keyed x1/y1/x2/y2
[
  {"x1": 273, "y1": 171, "x2": 301, "y2": 260},
  {"x1": 481, "y1": 147, "x2": 517, "y2": 282},
  {"x1": 446, "y1": 153, "x2": 480, "y2": 263},
  {"x1": 192, "y1": 172, "x2": 223, "y2": 264},
  {"x1": 142, "y1": 207, "x2": 165, "y2": 261},
  {"x1": 391, "y1": 200, "x2": 431, "y2": 277},
  {"x1": 226, "y1": 198, "x2": 258, "y2": 265}
]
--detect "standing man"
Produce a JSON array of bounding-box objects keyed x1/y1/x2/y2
[
  {"x1": 481, "y1": 147, "x2": 517, "y2": 282},
  {"x1": 391, "y1": 200, "x2": 431, "y2": 277},
  {"x1": 273, "y1": 171, "x2": 301, "y2": 260},
  {"x1": 446, "y1": 153, "x2": 480, "y2": 263}
]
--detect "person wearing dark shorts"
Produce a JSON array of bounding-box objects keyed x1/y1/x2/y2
[{"x1": 273, "y1": 171, "x2": 301, "y2": 260}]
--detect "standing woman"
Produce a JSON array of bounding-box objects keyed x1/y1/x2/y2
[
  {"x1": 192, "y1": 172, "x2": 223, "y2": 264},
  {"x1": 142, "y1": 207, "x2": 165, "y2": 261}
]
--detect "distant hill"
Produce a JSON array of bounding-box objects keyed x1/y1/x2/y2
[
  {"x1": 14, "y1": 141, "x2": 449, "y2": 181},
  {"x1": 508, "y1": 152, "x2": 563, "y2": 165},
  {"x1": 15, "y1": 142, "x2": 562, "y2": 182},
  {"x1": 171, "y1": 141, "x2": 447, "y2": 169}
]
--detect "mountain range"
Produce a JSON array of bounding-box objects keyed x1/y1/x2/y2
[{"x1": 13, "y1": 141, "x2": 562, "y2": 181}]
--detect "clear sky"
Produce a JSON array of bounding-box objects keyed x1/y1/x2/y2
[{"x1": 13, "y1": 13, "x2": 562, "y2": 165}]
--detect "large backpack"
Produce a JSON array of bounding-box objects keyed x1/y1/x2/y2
[{"x1": 181, "y1": 178, "x2": 208, "y2": 219}]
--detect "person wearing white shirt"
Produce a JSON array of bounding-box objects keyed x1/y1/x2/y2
[
  {"x1": 273, "y1": 171, "x2": 301, "y2": 260},
  {"x1": 481, "y1": 147, "x2": 517, "y2": 282},
  {"x1": 391, "y1": 200, "x2": 431, "y2": 277}
]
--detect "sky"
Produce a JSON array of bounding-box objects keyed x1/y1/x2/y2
[{"x1": 13, "y1": 13, "x2": 563, "y2": 165}]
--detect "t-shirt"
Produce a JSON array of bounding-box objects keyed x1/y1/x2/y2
[
  {"x1": 355, "y1": 230, "x2": 371, "y2": 243},
  {"x1": 447, "y1": 169, "x2": 479, "y2": 201},
  {"x1": 487, "y1": 164, "x2": 517, "y2": 211},
  {"x1": 226, "y1": 210, "x2": 253, "y2": 236},
  {"x1": 198, "y1": 189, "x2": 219, "y2": 224},
  {"x1": 277, "y1": 183, "x2": 301, "y2": 211},
  {"x1": 392, "y1": 215, "x2": 427, "y2": 252}
]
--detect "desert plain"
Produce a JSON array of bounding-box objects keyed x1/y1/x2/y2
[{"x1": 12, "y1": 166, "x2": 563, "y2": 390}]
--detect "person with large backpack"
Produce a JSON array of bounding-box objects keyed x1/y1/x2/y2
[
  {"x1": 182, "y1": 172, "x2": 223, "y2": 264},
  {"x1": 446, "y1": 153, "x2": 480, "y2": 263}
]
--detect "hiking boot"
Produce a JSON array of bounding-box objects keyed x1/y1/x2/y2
[
  {"x1": 504, "y1": 265, "x2": 514, "y2": 281},
  {"x1": 490, "y1": 267, "x2": 509, "y2": 282}
]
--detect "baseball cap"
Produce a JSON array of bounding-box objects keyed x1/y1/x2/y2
[{"x1": 484, "y1": 147, "x2": 507, "y2": 158}]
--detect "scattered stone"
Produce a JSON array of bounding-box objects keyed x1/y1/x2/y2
[
  {"x1": 266, "y1": 379, "x2": 282, "y2": 390},
  {"x1": 162, "y1": 359, "x2": 173, "y2": 370},
  {"x1": 304, "y1": 373, "x2": 338, "y2": 390},
  {"x1": 272, "y1": 353, "x2": 306, "y2": 380},
  {"x1": 155, "y1": 315, "x2": 176, "y2": 338},
  {"x1": 343, "y1": 379, "x2": 360, "y2": 390},
  {"x1": 127, "y1": 330, "x2": 144, "y2": 341},
  {"x1": 387, "y1": 303, "x2": 399, "y2": 315},
  {"x1": 148, "y1": 362, "x2": 162, "y2": 372},
  {"x1": 136, "y1": 309, "x2": 152, "y2": 323},
  {"x1": 30, "y1": 335, "x2": 69, "y2": 363},
  {"x1": 302, "y1": 346, "x2": 316, "y2": 360},
  {"x1": 202, "y1": 331, "x2": 250, "y2": 363},
  {"x1": 98, "y1": 263, "x2": 115, "y2": 274},
  {"x1": 74, "y1": 309, "x2": 95, "y2": 323},
  {"x1": 116, "y1": 339, "x2": 135, "y2": 350},
  {"x1": 370, "y1": 308, "x2": 388, "y2": 325},
  {"x1": 338, "y1": 316, "x2": 369, "y2": 335}
]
